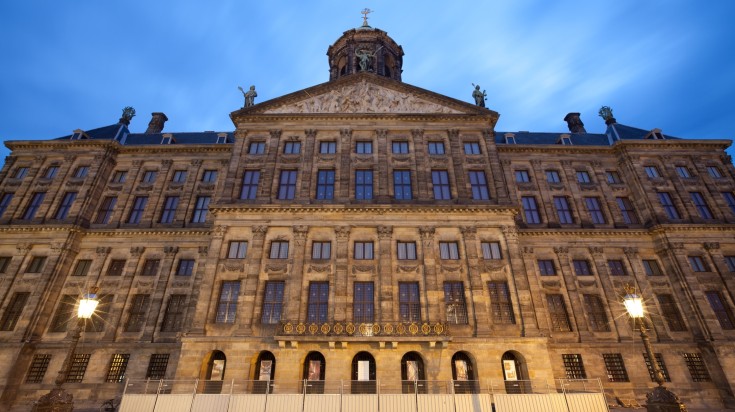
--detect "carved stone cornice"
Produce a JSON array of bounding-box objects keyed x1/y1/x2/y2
[
  {"x1": 377, "y1": 225, "x2": 393, "y2": 239},
  {"x1": 130, "y1": 247, "x2": 145, "y2": 257},
  {"x1": 252, "y1": 226, "x2": 268, "y2": 239}
]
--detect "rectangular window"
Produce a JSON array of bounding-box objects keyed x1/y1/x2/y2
[
  {"x1": 127, "y1": 196, "x2": 148, "y2": 224},
  {"x1": 50, "y1": 295, "x2": 75, "y2": 332},
  {"x1": 576, "y1": 171, "x2": 591, "y2": 183},
  {"x1": 522, "y1": 196, "x2": 541, "y2": 224},
  {"x1": 656, "y1": 294, "x2": 687, "y2": 332},
  {"x1": 215, "y1": 281, "x2": 240, "y2": 324},
  {"x1": 538, "y1": 259, "x2": 556, "y2": 276},
  {"x1": 725, "y1": 256, "x2": 735, "y2": 273},
  {"x1": 547, "y1": 294, "x2": 572, "y2": 332},
  {"x1": 172, "y1": 170, "x2": 187, "y2": 183},
  {"x1": 688, "y1": 256, "x2": 709, "y2": 272},
  {"x1": 261, "y1": 281, "x2": 285, "y2": 324},
  {"x1": 428, "y1": 142, "x2": 445, "y2": 155},
  {"x1": 439, "y1": 242, "x2": 460, "y2": 260},
  {"x1": 584, "y1": 197, "x2": 606, "y2": 224},
  {"x1": 643, "y1": 353, "x2": 670, "y2": 382},
  {"x1": 397, "y1": 241, "x2": 417, "y2": 260},
  {"x1": 54, "y1": 192, "x2": 77, "y2": 220},
  {"x1": 73, "y1": 166, "x2": 89, "y2": 179},
  {"x1": 307, "y1": 282, "x2": 329, "y2": 323},
  {"x1": 248, "y1": 142, "x2": 266, "y2": 155},
  {"x1": 706, "y1": 291, "x2": 735, "y2": 330},
  {"x1": 95, "y1": 196, "x2": 117, "y2": 224},
  {"x1": 683, "y1": 353, "x2": 711, "y2": 382},
  {"x1": 642, "y1": 260, "x2": 663, "y2": 276},
  {"x1": 468, "y1": 171, "x2": 489, "y2": 200},
  {"x1": 603, "y1": 353, "x2": 629, "y2": 382},
  {"x1": 0, "y1": 192, "x2": 14, "y2": 218},
  {"x1": 202, "y1": 170, "x2": 218, "y2": 183},
  {"x1": 607, "y1": 260, "x2": 627, "y2": 276},
  {"x1": 393, "y1": 170, "x2": 412, "y2": 200},
  {"x1": 269, "y1": 241, "x2": 289, "y2": 259},
  {"x1": 105, "y1": 354, "x2": 130, "y2": 383},
  {"x1": 240, "y1": 170, "x2": 260, "y2": 200},
  {"x1": 355, "y1": 141, "x2": 372, "y2": 154},
  {"x1": 141, "y1": 259, "x2": 160, "y2": 276},
  {"x1": 657, "y1": 192, "x2": 680, "y2": 219},
  {"x1": 444, "y1": 282, "x2": 468, "y2": 324},
  {"x1": 562, "y1": 354, "x2": 587, "y2": 379},
  {"x1": 399, "y1": 282, "x2": 421, "y2": 322},
  {"x1": 228, "y1": 241, "x2": 248, "y2": 259},
  {"x1": 124, "y1": 294, "x2": 150, "y2": 332},
  {"x1": 675, "y1": 166, "x2": 691, "y2": 178},
  {"x1": 26, "y1": 256, "x2": 46, "y2": 273},
  {"x1": 515, "y1": 170, "x2": 530, "y2": 183},
  {"x1": 278, "y1": 170, "x2": 297, "y2": 200},
  {"x1": 112, "y1": 170, "x2": 127, "y2": 183},
  {"x1": 355, "y1": 170, "x2": 374, "y2": 200},
  {"x1": 707, "y1": 166, "x2": 723, "y2": 178},
  {"x1": 0, "y1": 256, "x2": 11, "y2": 273},
  {"x1": 146, "y1": 354, "x2": 170, "y2": 380},
  {"x1": 176, "y1": 259, "x2": 195, "y2": 276},
  {"x1": 70, "y1": 259, "x2": 91, "y2": 277},
  {"x1": 191, "y1": 196, "x2": 210, "y2": 223},
  {"x1": 0, "y1": 292, "x2": 30, "y2": 331},
  {"x1": 722, "y1": 192, "x2": 735, "y2": 215},
  {"x1": 616, "y1": 197, "x2": 640, "y2": 224},
  {"x1": 66, "y1": 353, "x2": 90, "y2": 383},
  {"x1": 44, "y1": 166, "x2": 59, "y2": 179},
  {"x1": 320, "y1": 141, "x2": 337, "y2": 154},
  {"x1": 488, "y1": 281, "x2": 515, "y2": 324},
  {"x1": 391, "y1": 141, "x2": 409, "y2": 154},
  {"x1": 86, "y1": 294, "x2": 112, "y2": 332},
  {"x1": 316, "y1": 170, "x2": 335, "y2": 200},
  {"x1": 606, "y1": 171, "x2": 622, "y2": 184},
  {"x1": 141, "y1": 170, "x2": 157, "y2": 183},
  {"x1": 546, "y1": 170, "x2": 561, "y2": 183},
  {"x1": 573, "y1": 260, "x2": 592, "y2": 276},
  {"x1": 354, "y1": 241, "x2": 374, "y2": 260},
  {"x1": 284, "y1": 141, "x2": 301, "y2": 154},
  {"x1": 690, "y1": 192, "x2": 714, "y2": 219},
  {"x1": 311, "y1": 241, "x2": 331, "y2": 259},
  {"x1": 353, "y1": 282, "x2": 374, "y2": 323},
  {"x1": 432, "y1": 170, "x2": 451, "y2": 200},
  {"x1": 584, "y1": 294, "x2": 611, "y2": 332},
  {"x1": 26, "y1": 354, "x2": 52, "y2": 383},
  {"x1": 482, "y1": 242, "x2": 502, "y2": 260},
  {"x1": 553, "y1": 196, "x2": 574, "y2": 224},
  {"x1": 22, "y1": 192, "x2": 46, "y2": 220},
  {"x1": 159, "y1": 196, "x2": 179, "y2": 224},
  {"x1": 161, "y1": 294, "x2": 186, "y2": 332},
  {"x1": 13, "y1": 167, "x2": 29, "y2": 179},
  {"x1": 463, "y1": 142, "x2": 481, "y2": 154},
  {"x1": 645, "y1": 166, "x2": 660, "y2": 178},
  {"x1": 106, "y1": 259, "x2": 126, "y2": 276}
]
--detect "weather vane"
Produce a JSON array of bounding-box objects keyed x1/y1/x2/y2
[{"x1": 361, "y1": 8, "x2": 372, "y2": 26}]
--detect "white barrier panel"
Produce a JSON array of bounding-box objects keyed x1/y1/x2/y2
[
  {"x1": 119, "y1": 394, "x2": 156, "y2": 412},
  {"x1": 566, "y1": 393, "x2": 608, "y2": 412},
  {"x1": 229, "y1": 394, "x2": 267, "y2": 412},
  {"x1": 303, "y1": 394, "x2": 340, "y2": 412},
  {"x1": 191, "y1": 393, "x2": 231, "y2": 412},
  {"x1": 417, "y1": 394, "x2": 454, "y2": 412},
  {"x1": 342, "y1": 394, "x2": 378, "y2": 412},
  {"x1": 264, "y1": 393, "x2": 302, "y2": 412},
  {"x1": 494, "y1": 393, "x2": 567, "y2": 412},
  {"x1": 454, "y1": 393, "x2": 493, "y2": 412},
  {"x1": 153, "y1": 394, "x2": 194, "y2": 412},
  {"x1": 379, "y1": 394, "x2": 415, "y2": 412}
]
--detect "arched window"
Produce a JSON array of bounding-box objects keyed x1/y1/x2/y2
[
  {"x1": 351, "y1": 351, "x2": 376, "y2": 394},
  {"x1": 451, "y1": 352, "x2": 478, "y2": 394},
  {"x1": 253, "y1": 351, "x2": 276, "y2": 393},
  {"x1": 502, "y1": 351, "x2": 531, "y2": 394},
  {"x1": 202, "y1": 350, "x2": 226, "y2": 394},
  {"x1": 303, "y1": 351, "x2": 326, "y2": 394},
  {"x1": 401, "y1": 352, "x2": 426, "y2": 393}
]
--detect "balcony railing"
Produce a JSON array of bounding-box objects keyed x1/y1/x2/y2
[{"x1": 275, "y1": 320, "x2": 450, "y2": 337}]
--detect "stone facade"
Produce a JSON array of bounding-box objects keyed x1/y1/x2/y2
[{"x1": 1, "y1": 24, "x2": 735, "y2": 411}]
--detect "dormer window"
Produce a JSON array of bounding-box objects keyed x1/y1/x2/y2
[
  {"x1": 70, "y1": 129, "x2": 88, "y2": 140},
  {"x1": 216, "y1": 134, "x2": 228, "y2": 144},
  {"x1": 161, "y1": 135, "x2": 175, "y2": 145},
  {"x1": 558, "y1": 134, "x2": 572, "y2": 145},
  {"x1": 646, "y1": 129, "x2": 665, "y2": 140},
  {"x1": 504, "y1": 133, "x2": 516, "y2": 144}
]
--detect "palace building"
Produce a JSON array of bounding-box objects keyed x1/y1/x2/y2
[{"x1": 1, "y1": 18, "x2": 735, "y2": 411}]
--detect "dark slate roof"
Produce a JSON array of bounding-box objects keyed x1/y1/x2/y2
[
  {"x1": 607, "y1": 123, "x2": 681, "y2": 140},
  {"x1": 495, "y1": 131, "x2": 610, "y2": 146},
  {"x1": 53, "y1": 123, "x2": 129, "y2": 141},
  {"x1": 52, "y1": 123, "x2": 234, "y2": 145}
]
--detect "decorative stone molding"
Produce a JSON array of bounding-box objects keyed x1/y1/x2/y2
[
  {"x1": 130, "y1": 246, "x2": 145, "y2": 256},
  {"x1": 703, "y1": 242, "x2": 720, "y2": 250},
  {"x1": 164, "y1": 246, "x2": 179, "y2": 256},
  {"x1": 541, "y1": 280, "x2": 561, "y2": 289},
  {"x1": 340, "y1": 129, "x2": 352, "y2": 139},
  {"x1": 136, "y1": 280, "x2": 154, "y2": 288},
  {"x1": 377, "y1": 226, "x2": 393, "y2": 239},
  {"x1": 161, "y1": 159, "x2": 173, "y2": 169},
  {"x1": 411, "y1": 129, "x2": 424, "y2": 139},
  {"x1": 135, "y1": 184, "x2": 154, "y2": 192},
  {"x1": 375, "y1": 129, "x2": 388, "y2": 139},
  {"x1": 669, "y1": 242, "x2": 685, "y2": 250},
  {"x1": 198, "y1": 246, "x2": 209, "y2": 256},
  {"x1": 447, "y1": 129, "x2": 459, "y2": 140},
  {"x1": 34, "y1": 155, "x2": 46, "y2": 163},
  {"x1": 334, "y1": 226, "x2": 351, "y2": 240},
  {"x1": 623, "y1": 247, "x2": 638, "y2": 257},
  {"x1": 212, "y1": 225, "x2": 228, "y2": 238},
  {"x1": 318, "y1": 154, "x2": 336, "y2": 162},
  {"x1": 588, "y1": 247, "x2": 604, "y2": 257},
  {"x1": 221, "y1": 261, "x2": 245, "y2": 272},
  {"x1": 198, "y1": 183, "x2": 216, "y2": 191},
  {"x1": 391, "y1": 155, "x2": 410, "y2": 163},
  {"x1": 561, "y1": 160, "x2": 572, "y2": 167},
  {"x1": 429, "y1": 156, "x2": 448, "y2": 164},
  {"x1": 396, "y1": 265, "x2": 419, "y2": 273},
  {"x1": 578, "y1": 279, "x2": 597, "y2": 288},
  {"x1": 252, "y1": 226, "x2": 268, "y2": 239},
  {"x1": 354, "y1": 155, "x2": 374, "y2": 163},
  {"x1": 460, "y1": 226, "x2": 477, "y2": 240},
  {"x1": 305, "y1": 129, "x2": 318, "y2": 138},
  {"x1": 481, "y1": 260, "x2": 506, "y2": 272},
  {"x1": 269, "y1": 129, "x2": 282, "y2": 140},
  {"x1": 649, "y1": 280, "x2": 669, "y2": 287},
  {"x1": 553, "y1": 246, "x2": 569, "y2": 256},
  {"x1": 172, "y1": 281, "x2": 191, "y2": 288},
  {"x1": 51, "y1": 241, "x2": 68, "y2": 254},
  {"x1": 521, "y1": 247, "x2": 534, "y2": 256},
  {"x1": 265, "y1": 263, "x2": 288, "y2": 274},
  {"x1": 96, "y1": 247, "x2": 111, "y2": 256},
  {"x1": 132, "y1": 160, "x2": 143, "y2": 167},
  {"x1": 191, "y1": 159, "x2": 203, "y2": 166},
  {"x1": 352, "y1": 264, "x2": 375, "y2": 274},
  {"x1": 501, "y1": 226, "x2": 518, "y2": 241},
  {"x1": 15, "y1": 243, "x2": 31, "y2": 256},
  {"x1": 281, "y1": 154, "x2": 301, "y2": 164},
  {"x1": 293, "y1": 226, "x2": 309, "y2": 246},
  {"x1": 308, "y1": 264, "x2": 331, "y2": 273},
  {"x1": 440, "y1": 264, "x2": 463, "y2": 273}
]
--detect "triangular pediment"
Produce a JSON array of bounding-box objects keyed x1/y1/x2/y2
[{"x1": 232, "y1": 73, "x2": 497, "y2": 118}]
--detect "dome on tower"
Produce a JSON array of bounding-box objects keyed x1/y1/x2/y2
[{"x1": 326, "y1": 13, "x2": 404, "y2": 82}]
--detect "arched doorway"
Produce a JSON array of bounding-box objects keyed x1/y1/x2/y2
[
  {"x1": 401, "y1": 352, "x2": 426, "y2": 393},
  {"x1": 451, "y1": 352, "x2": 478, "y2": 394},
  {"x1": 202, "y1": 350, "x2": 226, "y2": 393},
  {"x1": 501, "y1": 351, "x2": 531, "y2": 394},
  {"x1": 351, "y1": 351, "x2": 376, "y2": 394},
  {"x1": 303, "y1": 351, "x2": 326, "y2": 393},
  {"x1": 253, "y1": 351, "x2": 276, "y2": 393}
]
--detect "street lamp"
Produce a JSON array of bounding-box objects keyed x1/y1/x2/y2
[
  {"x1": 622, "y1": 286, "x2": 686, "y2": 412},
  {"x1": 34, "y1": 288, "x2": 99, "y2": 412}
]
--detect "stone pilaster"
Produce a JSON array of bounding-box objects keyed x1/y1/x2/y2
[
  {"x1": 553, "y1": 246, "x2": 588, "y2": 340},
  {"x1": 143, "y1": 245, "x2": 178, "y2": 341},
  {"x1": 240, "y1": 226, "x2": 268, "y2": 332},
  {"x1": 334, "y1": 226, "x2": 351, "y2": 322},
  {"x1": 377, "y1": 225, "x2": 394, "y2": 320},
  {"x1": 287, "y1": 225, "x2": 309, "y2": 320},
  {"x1": 461, "y1": 226, "x2": 490, "y2": 336}
]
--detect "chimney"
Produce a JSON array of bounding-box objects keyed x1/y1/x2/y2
[
  {"x1": 563, "y1": 113, "x2": 587, "y2": 134},
  {"x1": 145, "y1": 112, "x2": 168, "y2": 134}
]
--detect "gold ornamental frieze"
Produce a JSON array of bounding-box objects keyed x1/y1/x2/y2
[{"x1": 278, "y1": 321, "x2": 448, "y2": 337}]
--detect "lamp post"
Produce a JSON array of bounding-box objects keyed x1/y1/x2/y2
[
  {"x1": 34, "y1": 288, "x2": 99, "y2": 412},
  {"x1": 622, "y1": 286, "x2": 686, "y2": 412}
]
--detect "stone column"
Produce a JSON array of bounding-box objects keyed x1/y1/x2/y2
[
  {"x1": 262, "y1": 130, "x2": 282, "y2": 202},
  {"x1": 299, "y1": 129, "x2": 317, "y2": 198},
  {"x1": 338, "y1": 129, "x2": 353, "y2": 199},
  {"x1": 419, "y1": 227, "x2": 438, "y2": 321},
  {"x1": 375, "y1": 129, "x2": 390, "y2": 201},
  {"x1": 412, "y1": 129, "x2": 429, "y2": 200},
  {"x1": 240, "y1": 226, "x2": 268, "y2": 332},
  {"x1": 334, "y1": 226, "x2": 351, "y2": 322},
  {"x1": 377, "y1": 225, "x2": 394, "y2": 320},
  {"x1": 460, "y1": 226, "x2": 490, "y2": 336},
  {"x1": 286, "y1": 225, "x2": 309, "y2": 320},
  {"x1": 483, "y1": 129, "x2": 509, "y2": 203}
]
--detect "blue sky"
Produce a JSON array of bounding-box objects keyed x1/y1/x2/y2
[{"x1": 1, "y1": 1, "x2": 734, "y2": 162}]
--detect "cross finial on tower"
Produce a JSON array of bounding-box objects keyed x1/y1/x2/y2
[{"x1": 361, "y1": 8, "x2": 372, "y2": 26}]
